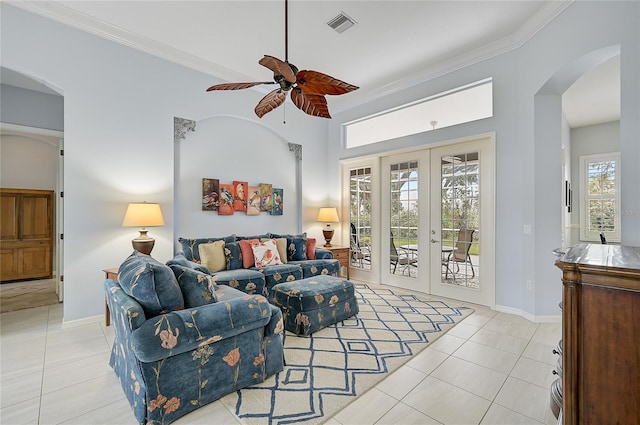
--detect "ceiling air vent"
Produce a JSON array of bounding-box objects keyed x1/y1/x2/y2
[{"x1": 327, "y1": 12, "x2": 356, "y2": 34}]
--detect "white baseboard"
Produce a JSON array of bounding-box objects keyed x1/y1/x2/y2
[
  {"x1": 495, "y1": 304, "x2": 561, "y2": 323},
  {"x1": 62, "y1": 314, "x2": 103, "y2": 329}
]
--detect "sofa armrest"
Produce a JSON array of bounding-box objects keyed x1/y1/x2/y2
[
  {"x1": 315, "y1": 248, "x2": 334, "y2": 259},
  {"x1": 131, "y1": 294, "x2": 272, "y2": 362},
  {"x1": 105, "y1": 279, "x2": 147, "y2": 331}
]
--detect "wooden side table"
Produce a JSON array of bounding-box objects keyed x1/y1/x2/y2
[
  {"x1": 103, "y1": 267, "x2": 118, "y2": 326},
  {"x1": 325, "y1": 245, "x2": 350, "y2": 279}
]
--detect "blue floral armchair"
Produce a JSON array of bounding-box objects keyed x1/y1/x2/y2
[{"x1": 105, "y1": 251, "x2": 285, "y2": 425}]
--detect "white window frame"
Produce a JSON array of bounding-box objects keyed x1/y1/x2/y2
[{"x1": 579, "y1": 152, "x2": 621, "y2": 242}]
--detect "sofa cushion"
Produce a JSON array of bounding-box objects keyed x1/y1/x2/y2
[
  {"x1": 199, "y1": 240, "x2": 227, "y2": 273},
  {"x1": 178, "y1": 235, "x2": 236, "y2": 262},
  {"x1": 166, "y1": 252, "x2": 211, "y2": 274},
  {"x1": 224, "y1": 241, "x2": 243, "y2": 270},
  {"x1": 252, "y1": 239, "x2": 283, "y2": 267},
  {"x1": 306, "y1": 238, "x2": 317, "y2": 260},
  {"x1": 287, "y1": 237, "x2": 307, "y2": 261},
  {"x1": 211, "y1": 269, "x2": 266, "y2": 296},
  {"x1": 239, "y1": 239, "x2": 259, "y2": 268},
  {"x1": 169, "y1": 264, "x2": 218, "y2": 307},
  {"x1": 117, "y1": 251, "x2": 184, "y2": 317}
]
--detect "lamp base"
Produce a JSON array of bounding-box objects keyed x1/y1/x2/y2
[
  {"x1": 322, "y1": 228, "x2": 334, "y2": 247},
  {"x1": 132, "y1": 230, "x2": 155, "y2": 255}
]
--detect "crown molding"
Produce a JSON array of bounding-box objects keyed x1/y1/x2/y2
[
  {"x1": 8, "y1": 0, "x2": 574, "y2": 115},
  {"x1": 6, "y1": 0, "x2": 254, "y2": 84},
  {"x1": 331, "y1": 1, "x2": 574, "y2": 115}
]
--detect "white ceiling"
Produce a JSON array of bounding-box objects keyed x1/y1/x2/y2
[{"x1": 5, "y1": 0, "x2": 620, "y2": 127}]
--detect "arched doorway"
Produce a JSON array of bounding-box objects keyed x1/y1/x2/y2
[{"x1": 0, "y1": 68, "x2": 64, "y2": 312}]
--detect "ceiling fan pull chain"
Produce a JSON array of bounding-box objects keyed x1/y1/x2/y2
[{"x1": 283, "y1": 101, "x2": 287, "y2": 124}]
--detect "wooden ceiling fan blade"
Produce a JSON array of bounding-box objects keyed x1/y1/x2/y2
[
  {"x1": 259, "y1": 55, "x2": 296, "y2": 84},
  {"x1": 291, "y1": 90, "x2": 331, "y2": 118},
  {"x1": 296, "y1": 70, "x2": 359, "y2": 96},
  {"x1": 255, "y1": 89, "x2": 287, "y2": 118},
  {"x1": 206, "y1": 81, "x2": 273, "y2": 91}
]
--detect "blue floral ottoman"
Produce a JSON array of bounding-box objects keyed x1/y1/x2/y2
[{"x1": 271, "y1": 275, "x2": 359, "y2": 336}]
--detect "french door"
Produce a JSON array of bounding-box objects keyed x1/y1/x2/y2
[
  {"x1": 429, "y1": 137, "x2": 495, "y2": 307},
  {"x1": 343, "y1": 134, "x2": 495, "y2": 308},
  {"x1": 381, "y1": 151, "x2": 429, "y2": 292}
]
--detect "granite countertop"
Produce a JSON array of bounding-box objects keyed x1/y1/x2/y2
[{"x1": 557, "y1": 243, "x2": 640, "y2": 271}]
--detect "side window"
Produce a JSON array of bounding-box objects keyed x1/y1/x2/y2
[{"x1": 580, "y1": 152, "x2": 620, "y2": 242}]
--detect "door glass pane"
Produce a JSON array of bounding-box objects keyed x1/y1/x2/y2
[
  {"x1": 389, "y1": 161, "x2": 418, "y2": 278},
  {"x1": 350, "y1": 167, "x2": 372, "y2": 271},
  {"x1": 440, "y1": 152, "x2": 479, "y2": 288}
]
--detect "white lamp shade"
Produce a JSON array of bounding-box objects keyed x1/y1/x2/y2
[
  {"x1": 317, "y1": 207, "x2": 339, "y2": 223},
  {"x1": 123, "y1": 203, "x2": 165, "y2": 227}
]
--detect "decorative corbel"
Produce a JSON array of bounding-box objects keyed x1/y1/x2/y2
[
  {"x1": 288, "y1": 142, "x2": 302, "y2": 161},
  {"x1": 174, "y1": 117, "x2": 196, "y2": 142}
]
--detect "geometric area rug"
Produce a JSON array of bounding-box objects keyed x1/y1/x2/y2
[{"x1": 221, "y1": 283, "x2": 473, "y2": 425}]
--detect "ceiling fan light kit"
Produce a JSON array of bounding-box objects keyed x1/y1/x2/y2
[{"x1": 206, "y1": 0, "x2": 358, "y2": 119}]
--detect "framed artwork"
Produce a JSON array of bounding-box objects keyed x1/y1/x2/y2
[
  {"x1": 247, "y1": 185, "x2": 261, "y2": 216},
  {"x1": 218, "y1": 183, "x2": 235, "y2": 215},
  {"x1": 260, "y1": 183, "x2": 272, "y2": 212},
  {"x1": 233, "y1": 180, "x2": 248, "y2": 212},
  {"x1": 202, "y1": 178, "x2": 219, "y2": 211},
  {"x1": 271, "y1": 188, "x2": 283, "y2": 215}
]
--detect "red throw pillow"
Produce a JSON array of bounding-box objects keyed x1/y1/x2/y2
[
  {"x1": 306, "y1": 238, "x2": 317, "y2": 260},
  {"x1": 239, "y1": 239, "x2": 259, "y2": 268}
]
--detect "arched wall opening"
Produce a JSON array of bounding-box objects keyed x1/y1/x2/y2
[
  {"x1": 532, "y1": 45, "x2": 621, "y2": 315},
  {"x1": 0, "y1": 68, "x2": 64, "y2": 308}
]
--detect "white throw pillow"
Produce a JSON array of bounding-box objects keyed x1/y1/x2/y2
[{"x1": 251, "y1": 239, "x2": 283, "y2": 267}]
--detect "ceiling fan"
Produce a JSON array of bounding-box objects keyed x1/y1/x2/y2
[{"x1": 206, "y1": 0, "x2": 358, "y2": 119}]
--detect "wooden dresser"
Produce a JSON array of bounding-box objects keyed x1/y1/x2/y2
[{"x1": 555, "y1": 243, "x2": 640, "y2": 425}]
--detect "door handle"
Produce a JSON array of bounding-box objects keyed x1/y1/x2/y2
[{"x1": 430, "y1": 239, "x2": 439, "y2": 243}]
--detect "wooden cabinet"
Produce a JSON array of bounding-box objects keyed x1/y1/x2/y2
[
  {"x1": 0, "y1": 189, "x2": 54, "y2": 281},
  {"x1": 325, "y1": 245, "x2": 350, "y2": 279},
  {"x1": 555, "y1": 244, "x2": 640, "y2": 425}
]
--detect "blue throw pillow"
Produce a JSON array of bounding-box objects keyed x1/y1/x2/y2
[
  {"x1": 117, "y1": 251, "x2": 184, "y2": 317},
  {"x1": 168, "y1": 264, "x2": 218, "y2": 308},
  {"x1": 269, "y1": 232, "x2": 307, "y2": 239},
  {"x1": 166, "y1": 252, "x2": 211, "y2": 273},
  {"x1": 224, "y1": 241, "x2": 243, "y2": 270},
  {"x1": 237, "y1": 234, "x2": 271, "y2": 241},
  {"x1": 178, "y1": 236, "x2": 236, "y2": 262},
  {"x1": 287, "y1": 237, "x2": 307, "y2": 261}
]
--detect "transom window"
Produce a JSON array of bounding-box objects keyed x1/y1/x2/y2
[{"x1": 343, "y1": 78, "x2": 493, "y2": 148}]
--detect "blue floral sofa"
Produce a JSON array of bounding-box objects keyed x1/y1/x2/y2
[
  {"x1": 177, "y1": 232, "x2": 340, "y2": 298},
  {"x1": 105, "y1": 251, "x2": 285, "y2": 425}
]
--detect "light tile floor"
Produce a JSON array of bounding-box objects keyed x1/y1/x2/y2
[{"x1": 0, "y1": 297, "x2": 561, "y2": 425}]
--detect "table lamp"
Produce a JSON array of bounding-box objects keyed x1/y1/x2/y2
[
  {"x1": 122, "y1": 202, "x2": 165, "y2": 255},
  {"x1": 317, "y1": 207, "x2": 339, "y2": 247}
]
